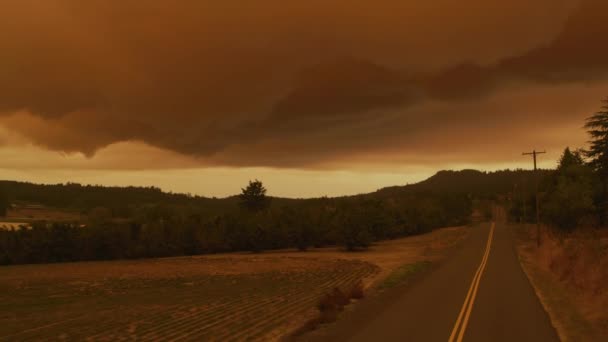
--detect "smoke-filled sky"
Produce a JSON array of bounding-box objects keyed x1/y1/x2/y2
[{"x1": 1, "y1": 0, "x2": 607, "y2": 197}]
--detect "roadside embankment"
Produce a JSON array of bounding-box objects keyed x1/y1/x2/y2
[{"x1": 515, "y1": 225, "x2": 608, "y2": 341}]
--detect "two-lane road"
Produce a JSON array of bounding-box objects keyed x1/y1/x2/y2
[{"x1": 314, "y1": 223, "x2": 558, "y2": 342}]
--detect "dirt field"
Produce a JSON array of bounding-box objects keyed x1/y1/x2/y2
[{"x1": 0, "y1": 226, "x2": 466, "y2": 341}]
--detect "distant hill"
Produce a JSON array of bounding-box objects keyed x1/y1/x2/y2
[
  {"x1": 0, "y1": 168, "x2": 550, "y2": 213},
  {"x1": 0, "y1": 181, "x2": 237, "y2": 215},
  {"x1": 373, "y1": 169, "x2": 551, "y2": 198}
]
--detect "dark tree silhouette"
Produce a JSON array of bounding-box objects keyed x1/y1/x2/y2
[
  {"x1": 239, "y1": 180, "x2": 270, "y2": 212},
  {"x1": 585, "y1": 98, "x2": 608, "y2": 224},
  {"x1": 0, "y1": 190, "x2": 8, "y2": 217},
  {"x1": 585, "y1": 98, "x2": 608, "y2": 176},
  {"x1": 543, "y1": 148, "x2": 596, "y2": 231},
  {"x1": 558, "y1": 147, "x2": 584, "y2": 169}
]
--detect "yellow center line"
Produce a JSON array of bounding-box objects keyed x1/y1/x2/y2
[{"x1": 448, "y1": 222, "x2": 495, "y2": 342}]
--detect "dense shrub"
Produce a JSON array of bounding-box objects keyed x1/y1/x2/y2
[{"x1": 543, "y1": 148, "x2": 599, "y2": 231}]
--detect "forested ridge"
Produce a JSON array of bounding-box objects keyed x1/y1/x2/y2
[
  {"x1": 0, "y1": 170, "x2": 525, "y2": 265},
  {"x1": 0, "y1": 166, "x2": 602, "y2": 266},
  {"x1": 0, "y1": 168, "x2": 544, "y2": 213}
]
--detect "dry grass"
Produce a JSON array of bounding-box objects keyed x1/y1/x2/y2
[
  {"x1": 0, "y1": 226, "x2": 467, "y2": 341},
  {"x1": 378, "y1": 261, "x2": 431, "y2": 290},
  {"x1": 266, "y1": 225, "x2": 467, "y2": 288},
  {"x1": 291, "y1": 280, "x2": 368, "y2": 336},
  {"x1": 318, "y1": 288, "x2": 350, "y2": 315},
  {"x1": 515, "y1": 224, "x2": 608, "y2": 341},
  {"x1": 348, "y1": 280, "x2": 365, "y2": 300}
]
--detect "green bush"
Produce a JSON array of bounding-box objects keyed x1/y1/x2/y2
[{"x1": 543, "y1": 148, "x2": 597, "y2": 231}]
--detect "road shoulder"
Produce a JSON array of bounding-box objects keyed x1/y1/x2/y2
[{"x1": 514, "y1": 225, "x2": 606, "y2": 342}]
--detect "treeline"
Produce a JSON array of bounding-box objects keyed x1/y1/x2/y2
[
  {"x1": 0, "y1": 165, "x2": 570, "y2": 266},
  {"x1": 0, "y1": 181, "x2": 471, "y2": 264},
  {"x1": 509, "y1": 98, "x2": 608, "y2": 231},
  {"x1": 0, "y1": 181, "x2": 242, "y2": 218},
  {"x1": 508, "y1": 147, "x2": 607, "y2": 231},
  {"x1": 0, "y1": 191, "x2": 7, "y2": 217},
  {"x1": 0, "y1": 168, "x2": 534, "y2": 217}
]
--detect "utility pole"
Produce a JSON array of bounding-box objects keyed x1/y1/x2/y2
[
  {"x1": 513, "y1": 182, "x2": 518, "y2": 223},
  {"x1": 523, "y1": 150, "x2": 546, "y2": 247},
  {"x1": 522, "y1": 178, "x2": 527, "y2": 224}
]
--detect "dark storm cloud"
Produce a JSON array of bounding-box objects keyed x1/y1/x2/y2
[
  {"x1": 427, "y1": 0, "x2": 608, "y2": 101},
  {"x1": 0, "y1": 0, "x2": 605, "y2": 167},
  {"x1": 270, "y1": 58, "x2": 420, "y2": 119}
]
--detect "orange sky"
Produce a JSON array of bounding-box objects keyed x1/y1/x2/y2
[{"x1": 1, "y1": 0, "x2": 607, "y2": 197}]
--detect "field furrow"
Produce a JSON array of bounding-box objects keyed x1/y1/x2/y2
[{"x1": 1, "y1": 257, "x2": 379, "y2": 341}]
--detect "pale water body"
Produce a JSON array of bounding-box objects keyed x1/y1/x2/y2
[{"x1": 0, "y1": 222, "x2": 30, "y2": 230}]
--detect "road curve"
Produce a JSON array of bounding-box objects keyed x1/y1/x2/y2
[{"x1": 310, "y1": 223, "x2": 558, "y2": 342}]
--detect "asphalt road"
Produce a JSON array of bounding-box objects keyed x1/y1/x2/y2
[{"x1": 313, "y1": 223, "x2": 559, "y2": 342}]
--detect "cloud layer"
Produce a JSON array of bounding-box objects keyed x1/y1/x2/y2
[{"x1": 1, "y1": 0, "x2": 606, "y2": 168}]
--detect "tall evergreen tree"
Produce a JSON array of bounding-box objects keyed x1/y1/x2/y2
[
  {"x1": 585, "y1": 98, "x2": 608, "y2": 224},
  {"x1": 558, "y1": 147, "x2": 584, "y2": 170},
  {"x1": 239, "y1": 180, "x2": 270, "y2": 212},
  {"x1": 585, "y1": 98, "x2": 608, "y2": 176},
  {"x1": 543, "y1": 148, "x2": 596, "y2": 231}
]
